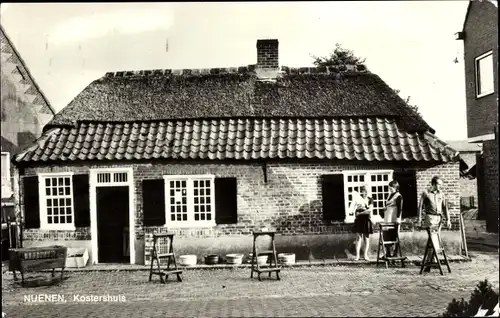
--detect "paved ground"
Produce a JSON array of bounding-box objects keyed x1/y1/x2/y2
[{"x1": 2, "y1": 251, "x2": 498, "y2": 317}]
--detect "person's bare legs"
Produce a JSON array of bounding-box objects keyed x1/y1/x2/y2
[
  {"x1": 363, "y1": 235, "x2": 370, "y2": 261},
  {"x1": 354, "y1": 233, "x2": 363, "y2": 260}
]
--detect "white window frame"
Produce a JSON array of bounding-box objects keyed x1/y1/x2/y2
[
  {"x1": 38, "y1": 172, "x2": 75, "y2": 231},
  {"x1": 342, "y1": 170, "x2": 393, "y2": 224},
  {"x1": 1, "y1": 152, "x2": 12, "y2": 199},
  {"x1": 475, "y1": 51, "x2": 494, "y2": 98},
  {"x1": 163, "y1": 174, "x2": 216, "y2": 228}
]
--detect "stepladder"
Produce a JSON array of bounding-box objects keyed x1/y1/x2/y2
[
  {"x1": 376, "y1": 222, "x2": 408, "y2": 268},
  {"x1": 148, "y1": 233, "x2": 183, "y2": 283},
  {"x1": 420, "y1": 224, "x2": 451, "y2": 275},
  {"x1": 250, "y1": 231, "x2": 281, "y2": 281}
]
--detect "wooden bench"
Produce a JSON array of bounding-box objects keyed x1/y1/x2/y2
[{"x1": 9, "y1": 246, "x2": 67, "y2": 286}]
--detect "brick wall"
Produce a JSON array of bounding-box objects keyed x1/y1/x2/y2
[
  {"x1": 462, "y1": 0, "x2": 498, "y2": 139},
  {"x1": 19, "y1": 160, "x2": 460, "y2": 263},
  {"x1": 482, "y1": 140, "x2": 499, "y2": 232}
]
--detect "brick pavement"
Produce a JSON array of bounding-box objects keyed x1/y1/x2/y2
[{"x1": 2, "y1": 252, "x2": 498, "y2": 317}]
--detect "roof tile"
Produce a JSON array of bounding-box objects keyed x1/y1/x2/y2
[{"x1": 14, "y1": 117, "x2": 457, "y2": 163}]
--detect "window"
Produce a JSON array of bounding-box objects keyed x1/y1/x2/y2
[
  {"x1": 475, "y1": 51, "x2": 494, "y2": 97},
  {"x1": 1, "y1": 152, "x2": 12, "y2": 199},
  {"x1": 38, "y1": 173, "x2": 75, "y2": 230},
  {"x1": 343, "y1": 170, "x2": 393, "y2": 223},
  {"x1": 163, "y1": 175, "x2": 215, "y2": 227}
]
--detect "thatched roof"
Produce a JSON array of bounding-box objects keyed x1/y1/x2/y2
[{"x1": 46, "y1": 66, "x2": 433, "y2": 133}]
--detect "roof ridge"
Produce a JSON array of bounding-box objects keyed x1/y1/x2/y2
[{"x1": 103, "y1": 64, "x2": 370, "y2": 78}]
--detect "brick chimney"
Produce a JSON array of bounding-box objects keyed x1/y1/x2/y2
[{"x1": 256, "y1": 39, "x2": 279, "y2": 70}]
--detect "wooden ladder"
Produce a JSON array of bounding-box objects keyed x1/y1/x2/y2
[
  {"x1": 376, "y1": 222, "x2": 407, "y2": 268},
  {"x1": 420, "y1": 225, "x2": 451, "y2": 275},
  {"x1": 250, "y1": 231, "x2": 281, "y2": 281},
  {"x1": 148, "y1": 233, "x2": 183, "y2": 283}
]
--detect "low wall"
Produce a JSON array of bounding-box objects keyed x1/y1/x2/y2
[{"x1": 141, "y1": 230, "x2": 463, "y2": 265}]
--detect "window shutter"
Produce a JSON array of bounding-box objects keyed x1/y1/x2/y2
[
  {"x1": 73, "y1": 174, "x2": 90, "y2": 227},
  {"x1": 23, "y1": 176, "x2": 40, "y2": 229},
  {"x1": 393, "y1": 171, "x2": 418, "y2": 218},
  {"x1": 322, "y1": 174, "x2": 345, "y2": 221},
  {"x1": 215, "y1": 178, "x2": 237, "y2": 224},
  {"x1": 142, "y1": 179, "x2": 166, "y2": 226}
]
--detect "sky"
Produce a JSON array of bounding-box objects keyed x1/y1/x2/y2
[{"x1": 0, "y1": 1, "x2": 471, "y2": 140}]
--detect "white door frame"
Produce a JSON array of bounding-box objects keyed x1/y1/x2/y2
[{"x1": 89, "y1": 167, "x2": 135, "y2": 264}]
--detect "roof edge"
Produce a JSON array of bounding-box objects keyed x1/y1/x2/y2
[
  {"x1": 101, "y1": 64, "x2": 369, "y2": 79},
  {"x1": 0, "y1": 24, "x2": 57, "y2": 116}
]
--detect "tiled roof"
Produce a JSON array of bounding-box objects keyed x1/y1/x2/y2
[
  {"x1": 15, "y1": 117, "x2": 458, "y2": 163},
  {"x1": 46, "y1": 67, "x2": 432, "y2": 133}
]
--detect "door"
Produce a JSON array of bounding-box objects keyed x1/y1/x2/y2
[{"x1": 97, "y1": 186, "x2": 129, "y2": 263}]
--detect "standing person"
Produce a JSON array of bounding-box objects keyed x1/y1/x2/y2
[
  {"x1": 350, "y1": 186, "x2": 374, "y2": 261},
  {"x1": 417, "y1": 176, "x2": 451, "y2": 231},
  {"x1": 382, "y1": 180, "x2": 403, "y2": 257}
]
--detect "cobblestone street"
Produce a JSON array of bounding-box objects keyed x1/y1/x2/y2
[{"x1": 2, "y1": 252, "x2": 498, "y2": 317}]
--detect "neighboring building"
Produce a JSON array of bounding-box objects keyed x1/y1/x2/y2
[
  {"x1": 13, "y1": 39, "x2": 460, "y2": 265},
  {"x1": 1, "y1": 25, "x2": 56, "y2": 256},
  {"x1": 456, "y1": 0, "x2": 499, "y2": 232},
  {"x1": 445, "y1": 140, "x2": 482, "y2": 210}
]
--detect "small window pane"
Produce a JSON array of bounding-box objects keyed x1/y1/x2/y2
[
  {"x1": 47, "y1": 199, "x2": 52, "y2": 207},
  {"x1": 182, "y1": 206, "x2": 187, "y2": 213},
  {"x1": 66, "y1": 207, "x2": 71, "y2": 214},
  {"x1": 378, "y1": 186, "x2": 383, "y2": 192},
  {"x1": 170, "y1": 181, "x2": 175, "y2": 187},
  {"x1": 194, "y1": 198, "x2": 199, "y2": 204},
  {"x1": 47, "y1": 208, "x2": 52, "y2": 215},
  {"x1": 170, "y1": 190, "x2": 175, "y2": 196},
  {"x1": 371, "y1": 175, "x2": 376, "y2": 182},
  {"x1": 360, "y1": 176, "x2": 364, "y2": 182},
  {"x1": 65, "y1": 198, "x2": 71, "y2": 206},
  {"x1": 170, "y1": 198, "x2": 175, "y2": 204},
  {"x1": 207, "y1": 214, "x2": 211, "y2": 221},
  {"x1": 67, "y1": 216, "x2": 72, "y2": 223},
  {"x1": 176, "y1": 214, "x2": 181, "y2": 221},
  {"x1": 383, "y1": 175, "x2": 389, "y2": 181},
  {"x1": 45, "y1": 178, "x2": 51, "y2": 187},
  {"x1": 181, "y1": 181, "x2": 186, "y2": 187},
  {"x1": 194, "y1": 206, "x2": 199, "y2": 212},
  {"x1": 194, "y1": 214, "x2": 199, "y2": 221},
  {"x1": 170, "y1": 206, "x2": 175, "y2": 213},
  {"x1": 171, "y1": 215, "x2": 175, "y2": 221},
  {"x1": 52, "y1": 187, "x2": 58, "y2": 195},
  {"x1": 65, "y1": 178, "x2": 70, "y2": 185},
  {"x1": 194, "y1": 189, "x2": 198, "y2": 196},
  {"x1": 206, "y1": 188, "x2": 211, "y2": 196},
  {"x1": 348, "y1": 176, "x2": 352, "y2": 182},
  {"x1": 207, "y1": 197, "x2": 211, "y2": 204},
  {"x1": 54, "y1": 217, "x2": 59, "y2": 224},
  {"x1": 200, "y1": 197, "x2": 205, "y2": 204},
  {"x1": 182, "y1": 214, "x2": 187, "y2": 221},
  {"x1": 59, "y1": 216, "x2": 65, "y2": 223},
  {"x1": 200, "y1": 205, "x2": 205, "y2": 212},
  {"x1": 206, "y1": 205, "x2": 211, "y2": 212},
  {"x1": 201, "y1": 214, "x2": 205, "y2": 221},
  {"x1": 353, "y1": 176, "x2": 358, "y2": 182},
  {"x1": 48, "y1": 217, "x2": 52, "y2": 224},
  {"x1": 200, "y1": 189, "x2": 205, "y2": 196},
  {"x1": 194, "y1": 180, "x2": 198, "y2": 187}
]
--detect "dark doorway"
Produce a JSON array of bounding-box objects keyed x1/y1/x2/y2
[{"x1": 97, "y1": 186, "x2": 129, "y2": 263}]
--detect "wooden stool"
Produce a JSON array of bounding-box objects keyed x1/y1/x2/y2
[
  {"x1": 376, "y1": 223, "x2": 407, "y2": 268},
  {"x1": 420, "y1": 224, "x2": 451, "y2": 275},
  {"x1": 148, "y1": 233, "x2": 183, "y2": 283},
  {"x1": 250, "y1": 231, "x2": 281, "y2": 281}
]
